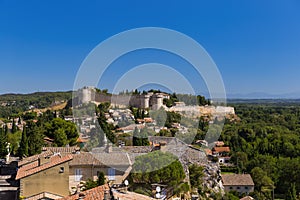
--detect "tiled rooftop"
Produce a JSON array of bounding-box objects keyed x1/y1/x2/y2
[
  {"x1": 59, "y1": 184, "x2": 110, "y2": 200},
  {"x1": 69, "y1": 152, "x2": 103, "y2": 166},
  {"x1": 222, "y1": 174, "x2": 254, "y2": 186},
  {"x1": 42, "y1": 147, "x2": 80, "y2": 155},
  {"x1": 213, "y1": 146, "x2": 230, "y2": 153},
  {"x1": 92, "y1": 151, "x2": 131, "y2": 166},
  {"x1": 112, "y1": 190, "x2": 156, "y2": 200},
  {"x1": 18, "y1": 150, "x2": 53, "y2": 167},
  {"x1": 16, "y1": 154, "x2": 73, "y2": 180}
]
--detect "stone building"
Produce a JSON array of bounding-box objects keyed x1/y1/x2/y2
[
  {"x1": 221, "y1": 174, "x2": 255, "y2": 195},
  {"x1": 76, "y1": 87, "x2": 168, "y2": 110},
  {"x1": 16, "y1": 154, "x2": 73, "y2": 199}
]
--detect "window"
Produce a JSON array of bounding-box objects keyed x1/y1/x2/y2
[
  {"x1": 237, "y1": 186, "x2": 240, "y2": 189},
  {"x1": 108, "y1": 168, "x2": 115, "y2": 181},
  {"x1": 245, "y1": 186, "x2": 248, "y2": 189},
  {"x1": 75, "y1": 169, "x2": 82, "y2": 181},
  {"x1": 229, "y1": 187, "x2": 233, "y2": 189},
  {"x1": 59, "y1": 167, "x2": 64, "y2": 173}
]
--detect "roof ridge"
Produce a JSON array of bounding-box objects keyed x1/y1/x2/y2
[{"x1": 16, "y1": 154, "x2": 73, "y2": 180}]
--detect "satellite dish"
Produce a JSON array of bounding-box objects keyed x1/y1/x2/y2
[
  {"x1": 156, "y1": 186, "x2": 161, "y2": 193},
  {"x1": 124, "y1": 180, "x2": 129, "y2": 186},
  {"x1": 155, "y1": 193, "x2": 161, "y2": 199}
]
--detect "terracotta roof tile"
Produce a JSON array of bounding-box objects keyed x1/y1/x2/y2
[
  {"x1": 18, "y1": 150, "x2": 53, "y2": 167},
  {"x1": 213, "y1": 146, "x2": 230, "y2": 153},
  {"x1": 204, "y1": 149, "x2": 212, "y2": 155},
  {"x1": 59, "y1": 184, "x2": 109, "y2": 200},
  {"x1": 222, "y1": 174, "x2": 254, "y2": 186},
  {"x1": 20, "y1": 160, "x2": 39, "y2": 171},
  {"x1": 42, "y1": 147, "x2": 80, "y2": 155},
  {"x1": 16, "y1": 154, "x2": 73, "y2": 180},
  {"x1": 69, "y1": 152, "x2": 103, "y2": 166}
]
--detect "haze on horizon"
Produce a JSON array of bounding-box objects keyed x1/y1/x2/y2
[{"x1": 0, "y1": 1, "x2": 300, "y2": 98}]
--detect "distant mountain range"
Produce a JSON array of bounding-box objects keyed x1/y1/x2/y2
[
  {"x1": 226, "y1": 92, "x2": 300, "y2": 99},
  {"x1": 1, "y1": 90, "x2": 300, "y2": 100}
]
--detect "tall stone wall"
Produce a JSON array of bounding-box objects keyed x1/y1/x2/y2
[{"x1": 76, "y1": 87, "x2": 167, "y2": 110}]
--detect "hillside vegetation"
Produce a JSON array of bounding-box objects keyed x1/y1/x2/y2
[{"x1": 0, "y1": 91, "x2": 72, "y2": 118}]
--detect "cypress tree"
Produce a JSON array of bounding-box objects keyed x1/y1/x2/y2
[
  {"x1": 18, "y1": 116, "x2": 21, "y2": 125},
  {"x1": 11, "y1": 119, "x2": 17, "y2": 133},
  {"x1": 18, "y1": 126, "x2": 28, "y2": 158},
  {"x1": 4, "y1": 125, "x2": 8, "y2": 136},
  {"x1": 97, "y1": 171, "x2": 105, "y2": 186},
  {"x1": 0, "y1": 128, "x2": 8, "y2": 158}
]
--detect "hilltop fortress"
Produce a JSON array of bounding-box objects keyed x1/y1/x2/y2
[
  {"x1": 76, "y1": 87, "x2": 235, "y2": 115},
  {"x1": 76, "y1": 86, "x2": 169, "y2": 110}
]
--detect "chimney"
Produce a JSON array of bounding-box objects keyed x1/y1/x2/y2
[
  {"x1": 38, "y1": 156, "x2": 50, "y2": 166},
  {"x1": 106, "y1": 142, "x2": 112, "y2": 153}
]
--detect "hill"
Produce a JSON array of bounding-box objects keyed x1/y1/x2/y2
[{"x1": 0, "y1": 91, "x2": 72, "y2": 118}]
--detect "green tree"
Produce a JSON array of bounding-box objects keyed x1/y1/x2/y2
[
  {"x1": 286, "y1": 182, "x2": 297, "y2": 200},
  {"x1": 133, "y1": 128, "x2": 149, "y2": 146},
  {"x1": 131, "y1": 151, "x2": 185, "y2": 187},
  {"x1": 18, "y1": 127, "x2": 28, "y2": 158},
  {"x1": 251, "y1": 167, "x2": 274, "y2": 195},
  {"x1": 82, "y1": 179, "x2": 99, "y2": 191},
  {"x1": 189, "y1": 164, "x2": 204, "y2": 193},
  {"x1": 44, "y1": 118, "x2": 78, "y2": 146},
  {"x1": 82, "y1": 171, "x2": 106, "y2": 191},
  {"x1": 53, "y1": 128, "x2": 68, "y2": 147},
  {"x1": 223, "y1": 192, "x2": 240, "y2": 200},
  {"x1": 97, "y1": 171, "x2": 105, "y2": 186},
  {"x1": 26, "y1": 121, "x2": 44, "y2": 156},
  {"x1": 0, "y1": 128, "x2": 8, "y2": 158},
  {"x1": 11, "y1": 119, "x2": 17, "y2": 133}
]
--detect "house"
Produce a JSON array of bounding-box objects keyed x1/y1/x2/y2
[
  {"x1": 144, "y1": 117, "x2": 154, "y2": 123},
  {"x1": 16, "y1": 154, "x2": 73, "y2": 199},
  {"x1": 221, "y1": 174, "x2": 254, "y2": 195},
  {"x1": 59, "y1": 184, "x2": 110, "y2": 200},
  {"x1": 173, "y1": 102, "x2": 186, "y2": 107},
  {"x1": 64, "y1": 116, "x2": 73, "y2": 121},
  {"x1": 214, "y1": 141, "x2": 225, "y2": 147},
  {"x1": 212, "y1": 146, "x2": 230, "y2": 157},
  {"x1": 17, "y1": 146, "x2": 132, "y2": 198},
  {"x1": 204, "y1": 148, "x2": 212, "y2": 156},
  {"x1": 68, "y1": 152, "x2": 104, "y2": 193},
  {"x1": 41, "y1": 146, "x2": 132, "y2": 192},
  {"x1": 117, "y1": 124, "x2": 145, "y2": 133},
  {"x1": 218, "y1": 156, "x2": 231, "y2": 164},
  {"x1": 91, "y1": 145, "x2": 132, "y2": 184}
]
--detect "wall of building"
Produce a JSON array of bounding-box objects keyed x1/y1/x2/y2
[
  {"x1": 69, "y1": 165, "x2": 130, "y2": 192},
  {"x1": 77, "y1": 87, "x2": 166, "y2": 110},
  {"x1": 224, "y1": 185, "x2": 254, "y2": 194},
  {"x1": 20, "y1": 162, "x2": 70, "y2": 198}
]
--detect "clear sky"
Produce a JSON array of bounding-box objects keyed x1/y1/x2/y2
[{"x1": 1, "y1": 0, "x2": 300, "y2": 97}]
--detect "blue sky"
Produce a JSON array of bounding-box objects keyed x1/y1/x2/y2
[{"x1": 0, "y1": 0, "x2": 300, "y2": 97}]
